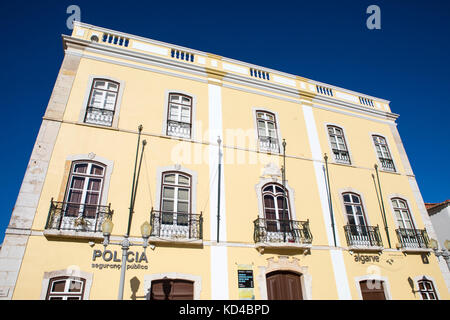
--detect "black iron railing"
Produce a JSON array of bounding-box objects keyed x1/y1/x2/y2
[
  {"x1": 45, "y1": 199, "x2": 113, "y2": 233},
  {"x1": 379, "y1": 158, "x2": 395, "y2": 171},
  {"x1": 167, "y1": 120, "x2": 192, "y2": 138},
  {"x1": 258, "y1": 136, "x2": 280, "y2": 153},
  {"x1": 333, "y1": 149, "x2": 351, "y2": 164},
  {"x1": 150, "y1": 209, "x2": 203, "y2": 240},
  {"x1": 84, "y1": 106, "x2": 114, "y2": 126},
  {"x1": 396, "y1": 228, "x2": 430, "y2": 249},
  {"x1": 344, "y1": 224, "x2": 383, "y2": 247},
  {"x1": 253, "y1": 218, "x2": 312, "y2": 244}
]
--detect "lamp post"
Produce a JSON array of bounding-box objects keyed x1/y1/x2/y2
[
  {"x1": 430, "y1": 239, "x2": 450, "y2": 270},
  {"x1": 102, "y1": 219, "x2": 152, "y2": 300},
  {"x1": 100, "y1": 125, "x2": 151, "y2": 300}
]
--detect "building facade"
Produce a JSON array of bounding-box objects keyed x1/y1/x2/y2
[{"x1": 0, "y1": 22, "x2": 448, "y2": 300}]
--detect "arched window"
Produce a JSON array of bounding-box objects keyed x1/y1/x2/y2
[
  {"x1": 372, "y1": 135, "x2": 395, "y2": 172},
  {"x1": 392, "y1": 198, "x2": 426, "y2": 248},
  {"x1": 166, "y1": 93, "x2": 193, "y2": 138},
  {"x1": 64, "y1": 161, "x2": 106, "y2": 218},
  {"x1": 46, "y1": 276, "x2": 86, "y2": 300},
  {"x1": 342, "y1": 192, "x2": 382, "y2": 247},
  {"x1": 327, "y1": 125, "x2": 351, "y2": 164},
  {"x1": 256, "y1": 111, "x2": 280, "y2": 153},
  {"x1": 418, "y1": 277, "x2": 438, "y2": 300},
  {"x1": 391, "y1": 198, "x2": 415, "y2": 230},
  {"x1": 262, "y1": 183, "x2": 290, "y2": 232},
  {"x1": 84, "y1": 79, "x2": 119, "y2": 127},
  {"x1": 160, "y1": 171, "x2": 191, "y2": 226},
  {"x1": 343, "y1": 193, "x2": 368, "y2": 227}
]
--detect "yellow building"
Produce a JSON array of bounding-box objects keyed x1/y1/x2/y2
[{"x1": 0, "y1": 21, "x2": 448, "y2": 300}]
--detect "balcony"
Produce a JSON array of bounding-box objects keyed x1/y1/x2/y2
[
  {"x1": 167, "y1": 120, "x2": 191, "y2": 139},
  {"x1": 258, "y1": 136, "x2": 280, "y2": 153},
  {"x1": 379, "y1": 157, "x2": 395, "y2": 172},
  {"x1": 84, "y1": 106, "x2": 114, "y2": 127},
  {"x1": 149, "y1": 210, "x2": 203, "y2": 245},
  {"x1": 253, "y1": 218, "x2": 312, "y2": 253},
  {"x1": 44, "y1": 199, "x2": 113, "y2": 239},
  {"x1": 396, "y1": 228, "x2": 430, "y2": 252},
  {"x1": 333, "y1": 150, "x2": 351, "y2": 165},
  {"x1": 344, "y1": 225, "x2": 383, "y2": 251}
]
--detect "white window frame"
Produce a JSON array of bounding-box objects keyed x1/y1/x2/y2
[
  {"x1": 162, "y1": 90, "x2": 197, "y2": 140},
  {"x1": 324, "y1": 124, "x2": 352, "y2": 165},
  {"x1": 40, "y1": 269, "x2": 93, "y2": 300},
  {"x1": 413, "y1": 275, "x2": 441, "y2": 300},
  {"x1": 252, "y1": 108, "x2": 283, "y2": 154},
  {"x1": 79, "y1": 75, "x2": 125, "y2": 128},
  {"x1": 370, "y1": 133, "x2": 396, "y2": 172}
]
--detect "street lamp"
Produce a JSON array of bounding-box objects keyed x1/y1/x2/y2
[
  {"x1": 430, "y1": 238, "x2": 450, "y2": 270},
  {"x1": 102, "y1": 219, "x2": 152, "y2": 300}
]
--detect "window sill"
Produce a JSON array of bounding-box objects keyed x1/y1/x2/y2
[
  {"x1": 78, "y1": 121, "x2": 119, "y2": 131},
  {"x1": 331, "y1": 161, "x2": 355, "y2": 168},
  {"x1": 43, "y1": 229, "x2": 104, "y2": 241},
  {"x1": 348, "y1": 245, "x2": 384, "y2": 253},
  {"x1": 399, "y1": 247, "x2": 432, "y2": 254},
  {"x1": 148, "y1": 236, "x2": 203, "y2": 248}
]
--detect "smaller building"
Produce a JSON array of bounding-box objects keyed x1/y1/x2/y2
[{"x1": 426, "y1": 200, "x2": 450, "y2": 249}]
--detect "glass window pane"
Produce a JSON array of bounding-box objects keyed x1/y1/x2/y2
[
  {"x1": 351, "y1": 195, "x2": 360, "y2": 203},
  {"x1": 264, "y1": 195, "x2": 275, "y2": 209},
  {"x1": 94, "y1": 81, "x2": 106, "y2": 89},
  {"x1": 345, "y1": 205, "x2": 353, "y2": 215},
  {"x1": 69, "y1": 281, "x2": 82, "y2": 292},
  {"x1": 162, "y1": 200, "x2": 174, "y2": 212},
  {"x1": 170, "y1": 95, "x2": 181, "y2": 102},
  {"x1": 181, "y1": 96, "x2": 191, "y2": 105},
  {"x1": 74, "y1": 164, "x2": 88, "y2": 174},
  {"x1": 178, "y1": 189, "x2": 189, "y2": 201},
  {"x1": 52, "y1": 280, "x2": 67, "y2": 293},
  {"x1": 163, "y1": 187, "x2": 174, "y2": 199},
  {"x1": 177, "y1": 202, "x2": 189, "y2": 213},
  {"x1": 178, "y1": 175, "x2": 190, "y2": 186},
  {"x1": 107, "y1": 82, "x2": 118, "y2": 91},
  {"x1": 163, "y1": 174, "x2": 176, "y2": 184},
  {"x1": 347, "y1": 215, "x2": 356, "y2": 225},
  {"x1": 343, "y1": 194, "x2": 351, "y2": 203},
  {"x1": 91, "y1": 165, "x2": 104, "y2": 176}
]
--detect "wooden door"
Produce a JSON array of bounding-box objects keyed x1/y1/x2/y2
[
  {"x1": 150, "y1": 279, "x2": 194, "y2": 300},
  {"x1": 360, "y1": 280, "x2": 386, "y2": 300},
  {"x1": 266, "y1": 271, "x2": 303, "y2": 300}
]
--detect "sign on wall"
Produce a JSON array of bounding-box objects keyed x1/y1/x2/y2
[{"x1": 237, "y1": 264, "x2": 255, "y2": 300}]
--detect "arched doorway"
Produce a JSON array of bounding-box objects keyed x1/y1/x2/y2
[
  {"x1": 266, "y1": 271, "x2": 303, "y2": 300},
  {"x1": 149, "y1": 278, "x2": 194, "y2": 300}
]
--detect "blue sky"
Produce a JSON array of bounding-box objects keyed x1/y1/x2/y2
[{"x1": 0, "y1": 0, "x2": 449, "y2": 243}]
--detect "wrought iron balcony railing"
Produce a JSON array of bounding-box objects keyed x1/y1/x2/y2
[
  {"x1": 379, "y1": 157, "x2": 395, "y2": 172},
  {"x1": 45, "y1": 199, "x2": 113, "y2": 233},
  {"x1": 167, "y1": 120, "x2": 191, "y2": 139},
  {"x1": 253, "y1": 218, "x2": 312, "y2": 244},
  {"x1": 396, "y1": 228, "x2": 430, "y2": 249},
  {"x1": 84, "y1": 106, "x2": 114, "y2": 127},
  {"x1": 150, "y1": 210, "x2": 203, "y2": 241},
  {"x1": 258, "y1": 136, "x2": 280, "y2": 153},
  {"x1": 333, "y1": 149, "x2": 351, "y2": 164},
  {"x1": 344, "y1": 224, "x2": 383, "y2": 248}
]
